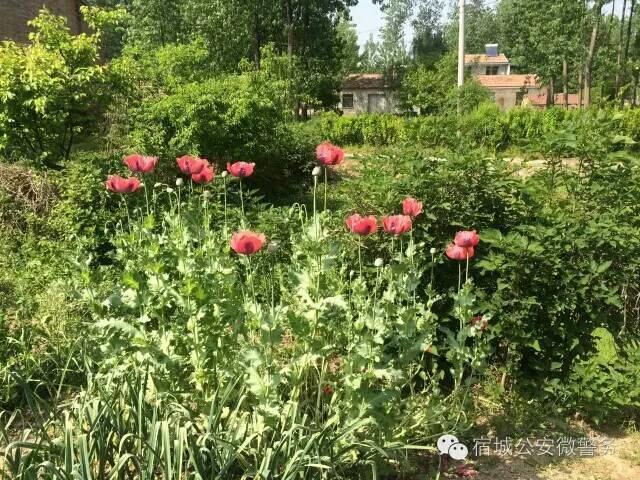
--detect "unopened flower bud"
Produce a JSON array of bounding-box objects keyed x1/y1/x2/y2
[
  {"x1": 312, "y1": 166, "x2": 322, "y2": 177},
  {"x1": 430, "y1": 247, "x2": 437, "y2": 255},
  {"x1": 374, "y1": 258, "x2": 384, "y2": 268},
  {"x1": 267, "y1": 241, "x2": 279, "y2": 253},
  {"x1": 221, "y1": 171, "x2": 228, "y2": 178},
  {"x1": 202, "y1": 190, "x2": 212, "y2": 198},
  {"x1": 176, "y1": 178, "x2": 184, "y2": 187}
]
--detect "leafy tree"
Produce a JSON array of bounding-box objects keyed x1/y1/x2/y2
[
  {"x1": 412, "y1": 0, "x2": 446, "y2": 66},
  {"x1": 444, "y1": 0, "x2": 498, "y2": 55},
  {"x1": 378, "y1": 0, "x2": 413, "y2": 77},
  {"x1": 361, "y1": 34, "x2": 381, "y2": 71},
  {"x1": 497, "y1": 0, "x2": 586, "y2": 103},
  {"x1": 0, "y1": 9, "x2": 122, "y2": 167},
  {"x1": 336, "y1": 20, "x2": 361, "y2": 74}
]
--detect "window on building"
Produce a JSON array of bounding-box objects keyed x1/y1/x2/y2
[
  {"x1": 486, "y1": 66, "x2": 499, "y2": 75},
  {"x1": 342, "y1": 93, "x2": 354, "y2": 109}
]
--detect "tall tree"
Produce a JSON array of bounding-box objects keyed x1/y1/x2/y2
[
  {"x1": 497, "y1": 0, "x2": 586, "y2": 104},
  {"x1": 585, "y1": 1, "x2": 609, "y2": 106},
  {"x1": 412, "y1": 0, "x2": 446, "y2": 65},
  {"x1": 378, "y1": 0, "x2": 413, "y2": 78},
  {"x1": 445, "y1": 0, "x2": 498, "y2": 55}
]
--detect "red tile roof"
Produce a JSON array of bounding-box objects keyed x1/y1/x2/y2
[
  {"x1": 475, "y1": 74, "x2": 540, "y2": 88},
  {"x1": 465, "y1": 54, "x2": 510, "y2": 65}
]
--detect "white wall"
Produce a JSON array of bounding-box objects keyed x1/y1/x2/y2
[
  {"x1": 340, "y1": 89, "x2": 399, "y2": 115},
  {"x1": 468, "y1": 64, "x2": 510, "y2": 76}
]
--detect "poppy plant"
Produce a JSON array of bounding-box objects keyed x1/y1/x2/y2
[
  {"x1": 192, "y1": 166, "x2": 215, "y2": 184},
  {"x1": 446, "y1": 244, "x2": 475, "y2": 261},
  {"x1": 382, "y1": 215, "x2": 413, "y2": 236},
  {"x1": 177, "y1": 155, "x2": 208, "y2": 175},
  {"x1": 123, "y1": 154, "x2": 158, "y2": 174},
  {"x1": 106, "y1": 175, "x2": 142, "y2": 193},
  {"x1": 402, "y1": 197, "x2": 423, "y2": 218},
  {"x1": 454, "y1": 230, "x2": 480, "y2": 248},
  {"x1": 346, "y1": 214, "x2": 378, "y2": 236},
  {"x1": 230, "y1": 231, "x2": 266, "y2": 255},
  {"x1": 316, "y1": 142, "x2": 345, "y2": 166},
  {"x1": 227, "y1": 161, "x2": 255, "y2": 178}
]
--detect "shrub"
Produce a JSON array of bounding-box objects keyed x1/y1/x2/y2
[
  {"x1": 128, "y1": 73, "x2": 314, "y2": 193},
  {"x1": 0, "y1": 9, "x2": 121, "y2": 167}
]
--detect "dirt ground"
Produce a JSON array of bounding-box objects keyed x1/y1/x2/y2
[{"x1": 468, "y1": 431, "x2": 640, "y2": 480}]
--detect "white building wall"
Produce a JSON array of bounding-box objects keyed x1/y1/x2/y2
[
  {"x1": 340, "y1": 89, "x2": 399, "y2": 115},
  {"x1": 468, "y1": 64, "x2": 510, "y2": 76}
]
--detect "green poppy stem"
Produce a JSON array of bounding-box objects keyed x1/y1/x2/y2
[{"x1": 324, "y1": 166, "x2": 328, "y2": 211}]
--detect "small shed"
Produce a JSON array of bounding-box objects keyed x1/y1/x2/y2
[{"x1": 339, "y1": 73, "x2": 399, "y2": 115}]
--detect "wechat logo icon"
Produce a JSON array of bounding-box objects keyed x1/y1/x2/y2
[{"x1": 437, "y1": 434, "x2": 469, "y2": 460}]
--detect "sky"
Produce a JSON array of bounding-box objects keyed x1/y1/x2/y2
[
  {"x1": 350, "y1": 0, "x2": 625, "y2": 52},
  {"x1": 350, "y1": 0, "x2": 385, "y2": 48}
]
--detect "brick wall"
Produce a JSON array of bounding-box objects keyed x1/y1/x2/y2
[{"x1": 0, "y1": 0, "x2": 83, "y2": 43}]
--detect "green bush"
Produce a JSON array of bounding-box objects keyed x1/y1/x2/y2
[
  {"x1": 128, "y1": 73, "x2": 315, "y2": 193},
  {"x1": 0, "y1": 9, "x2": 121, "y2": 167}
]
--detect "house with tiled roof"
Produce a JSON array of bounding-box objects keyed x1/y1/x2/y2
[
  {"x1": 466, "y1": 44, "x2": 545, "y2": 110},
  {"x1": 339, "y1": 73, "x2": 400, "y2": 115}
]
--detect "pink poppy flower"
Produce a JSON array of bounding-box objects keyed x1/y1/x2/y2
[
  {"x1": 123, "y1": 154, "x2": 158, "y2": 174},
  {"x1": 346, "y1": 214, "x2": 378, "y2": 236},
  {"x1": 316, "y1": 142, "x2": 345, "y2": 166},
  {"x1": 382, "y1": 215, "x2": 413, "y2": 236},
  {"x1": 230, "y1": 231, "x2": 266, "y2": 255},
  {"x1": 192, "y1": 166, "x2": 215, "y2": 184},
  {"x1": 454, "y1": 230, "x2": 480, "y2": 248},
  {"x1": 227, "y1": 161, "x2": 255, "y2": 178},
  {"x1": 105, "y1": 175, "x2": 141, "y2": 193},
  {"x1": 446, "y1": 244, "x2": 475, "y2": 261},
  {"x1": 402, "y1": 197, "x2": 423, "y2": 218},
  {"x1": 177, "y1": 155, "x2": 208, "y2": 175}
]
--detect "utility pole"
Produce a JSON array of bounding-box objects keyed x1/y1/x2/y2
[{"x1": 458, "y1": 0, "x2": 465, "y2": 87}]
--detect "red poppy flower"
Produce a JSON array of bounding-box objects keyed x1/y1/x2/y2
[
  {"x1": 106, "y1": 175, "x2": 141, "y2": 193},
  {"x1": 346, "y1": 214, "x2": 378, "y2": 236},
  {"x1": 382, "y1": 215, "x2": 413, "y2": 236},
  {"x1": 226, "y1": 161, "x2": 255, "y2": 178},
  {"x1": 123, "y1": 154, "x2": 158, "y2": 174},
  {"x1": 454, "y1": 230, "x2": 480, "y2": 248},
  {"x1": 192, "y1": 165, "x2": 215, "y2": 184},
  {"x1": 230, "y1": 231, "x2": 266, "y2": 255},
  {"x1": 446, "y1": 244, "x2": 475, "y2": 261},
  {"x1": 316, "y1": 142, "x2": 345, "y2": 166},
  {"x1": 177, "y1": 155, "x2": 208, "y2": 175},
  {"x1": 402, "y1": 197, "x2": 423, "y2": 218},
  {"x1": 322, "y1": 384, "x2": 334, "y2": 395}
]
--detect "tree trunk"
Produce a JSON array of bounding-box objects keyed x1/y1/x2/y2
[
  {"x1": 252, "y1": 2, "x2": 262, "y2": 69},
  {"x1": 622, "y1": 0, "x2": 637, "y2": 105},
  {"x1": 585, "y1": 1, "x2": 606, "y2": 107},
  {"x1": 579, "y1": 67, "x2": 584, "y2": 108},
  {"x1": 634, "y1": 68, "x2": 640, "y2": 106},
  {"x1": 615, "y1": 0, "x2": 628, "y2": 98},
  {"x1": 563, "y1": 59, "x2": 569, "y2": 108},
  {"x1": 547, "y1": 77, "x2": 555, "y2": 107}
]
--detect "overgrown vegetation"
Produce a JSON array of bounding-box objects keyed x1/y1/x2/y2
[{"x1": 0, "y1": 4, "x2": 639, "y2": 479}]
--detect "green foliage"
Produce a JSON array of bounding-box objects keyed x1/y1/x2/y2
[
  {"x1": 0, "y1": 9, "x2": 120, "y2": 167},
  {"x1": 128, "y1": 71, "x2": 315, "y2": 191},
  {"x1": 549, "y1": 332, "x2": 640, "y2": 424}
]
